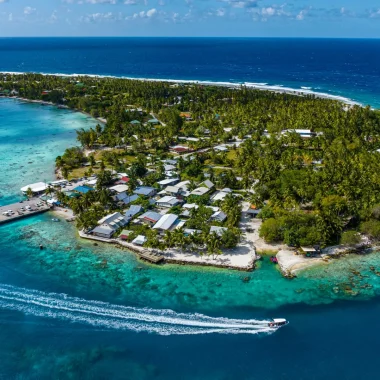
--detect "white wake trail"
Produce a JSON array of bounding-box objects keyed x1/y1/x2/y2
[{"x1": 0, "y1": 284, "x2": 276, "y2": 336}]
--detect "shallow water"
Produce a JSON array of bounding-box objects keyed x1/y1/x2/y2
[{"x1": 0, "y1": 98, "x2": 98, "y2": 205}]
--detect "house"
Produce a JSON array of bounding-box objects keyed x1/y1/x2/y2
[
  {"x1": 109, "y1": 184, "x2": 129, "y2": 193},
  {"x1": 73, "y1": 185, "x2": 93, "y2": 194},
  {"x1": 156, "y1": 196, "x2": 181, "y2": 208},
  {"x1": 202, "y1": 180, "x2": 215, "y2": 190},
  {"x1": 245, "y1": 209, "x2": 261, "y2": 219},
  {"x1": 210, "y1": 226, "x2": 228, "y2": 237},
  {"x1": 164, "y1": 164, "x2": 176, "y2": 172},
  {"x1": 183, "y1": 203, "x2": 199, "y2": 210},
  {"x1": 157, "y1": 178, "x2": 179, "y2": 188},
  {"x1": 130, "y1": 120, "x2": 141, "y2": 125},
  {"x1": 92, "y1": 225, "x2": 115, "y2": 239},
  {"x1": 153, "y1": 214, "x2": 179, "y2": 232},
  {"x1": 119, "y1": 176, "x2": 130, "y2": 183},
  {"x1": 148, "y1": 118, "x2": 160, "y2": 125},
  {"x1": 114, "y1": 192, "x2": 138, "y2": 204},
  {"x1": 138, "y1": 211, "x2": 162, "y2": 226},
  {"x1": 282, "y1": 129, "x2": 315, "y2": 138},
  {"x1": 176, "y1": 181, "x2": 191, "y2": 192},
  {"x1": 133, "y1": 186, "x2": 157, "y2": 197},
  {"x1": 98, "y1": 212, "x2": 129, "y2": 229},
  {"x1": 190, "y1": 187, "x2": 210, "y2": 197},
  {"x1": 214, "y1": 145, "x2": 229, "y2": 152},
  {"x1": 119, "y1": 229, "x2": 133, "y2": 240},
  {"x1": 132, "y1": 235, "x2": 147, "y2": 246},
  {"x1": 164, "y1": 186, "x2": 181, "y2": 196},
  {"x1": 125, "y1": 205, "x2": 143, "y2": 219},
  {"x1": 210, "y1": 211, "x2": 227, "y2": 223},
  {"x1": 211, "y1": 191, "x2": 229, "y2": 203},
  {"x1": 170, "y1": 145, "x2": 189, "y2": 154}
]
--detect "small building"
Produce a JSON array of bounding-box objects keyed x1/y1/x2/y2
[
  {"x1": 21, "y1": 182, "x2": 49, "y2": 195},
  {"x1": 134, "y1": 186, "x2": 157, "y2": 197},
  {"x1": 138, "y1": 211, "x2": 162, "y2": 226},
  {"x1": 92, "y1": 225, "x2": 115, "y2": 239},
  {"x1": 214, "y1": 145, "x2": 229, "y2": 152},
  {"x1": 170, "y1": 145, "x2": 189, "y2": 154},
  {"x1": 211, "y1": 191, "x2": 229, "y2": 203},
  {"x1": 153, "y1": 214, "x2": 179, "y2": 232},
  {"x1": 156, "y1": 196, "x2": 181, "y2": 208},
  {"x1": 282, "y1": 129, "x2": 315, "y2": 138},
  {"x1": 125, "y1": 205, "x2": 143, "y2": 219},
  {"x1": 119, "y1": 229, "x2": 133, "y2": 240},
  {"x1": 210, "y1": 226, "x2": 228, "y2": 237},
  {"x1": 109, "y1": 184, "x2": 129, "y2": 193},
  {"x1": 73, "y1": 185, "x2": 93, "y2": 194},
  {"x1": 190, "y1": 187, "x2": 210, "y2": 197},
  {"x1": 98, "y1": 212, "x2": 129, "y2": 229},
  {"x1": 202, "y1": 180, "x2": 215, "y2": 190},
  {"x1": 157, "y1": 178, "x2": 179, "y2": 188},
  {"x1": 245, "y1": 209, "x2": 261, "y2": 219},
  {"x1": 148, "y1": 118, "x2": 160, "y2": 125},
  {"x1": 210, "y1": 211, "x2": 227, "y2": 223},
  {"x1": 164, "y1": 186, "x2": 181, "y2": 196},
  {"x1": 132, "y1": 235, "x2": 147, "y2": 246},
  {"x1": 130, "y1": 120, "x2": 141, "y2": 125},
  {"x1": 164, "y1": 164, "x2": 176, "y2": 172},
  {"x1": 120, "y1": 176, "x2": 130, "y2": 183},
  {"x1": 176, "y1": 181, "x2": 191, "y2": 191}
]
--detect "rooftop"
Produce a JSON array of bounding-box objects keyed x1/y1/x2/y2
[{"x1": 153, "y1": 214, "x2": 179, "y2": 231}]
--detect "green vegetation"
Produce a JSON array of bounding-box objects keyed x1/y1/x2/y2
[{"x1": 3, "y1": 73, "x2": 380, "y2": 249}]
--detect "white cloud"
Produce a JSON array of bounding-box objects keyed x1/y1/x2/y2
[
  {"x1": 8, "y1": 12, "x2": 12, "y2": 21},
  {"x1": 296, "y1": 9, "x2": 307, "y2": 20},
  {"x1": 24, "y1": 6, "x2": 36, "y2": 15},
  {"x1": 146, "y1": 8, "x2": 157, "y2": 17}
]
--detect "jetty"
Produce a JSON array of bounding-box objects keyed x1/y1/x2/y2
[{"x1": 0, "y1": 200, "x2": 51, "y2": 225}]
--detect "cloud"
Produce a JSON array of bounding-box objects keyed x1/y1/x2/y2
[
  {"x1": 24, "y1": 6, "x2": 36, "y2": 15},
  {"x1": 8, "y1": 12, "x2": 12, "y2": 21},
  {"x1": 296, "y1": 9, "x2": 307, "y2": 21},
  {"x1": 131, "y1": 8, "x2": 158, "y2": 18},
  {"x1": 219, "y1": 0, "x2": 258, "y2": 8},
  {"x1": 80, "y1": 12, "x2": 121, "y2": 22}
]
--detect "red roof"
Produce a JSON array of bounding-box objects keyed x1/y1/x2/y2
[
  {"x1": 171, "y1": 147, "x2": 188, "y2": 152},
  {"x1": 120, "y1": 177, "x2": 130, "y2": 183}
]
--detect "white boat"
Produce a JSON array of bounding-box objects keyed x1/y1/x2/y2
[{"x1": 268, "y1": 318, "x2": 288, "y2": 328}]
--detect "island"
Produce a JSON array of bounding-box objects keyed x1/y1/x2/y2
[{"x1": 2, "y1": 72, "x2": 380, "y2": 274}]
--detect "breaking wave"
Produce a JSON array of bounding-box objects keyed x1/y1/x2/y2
[{"x1": 0, "y1": 284, "x2": 276, "y2": 335}]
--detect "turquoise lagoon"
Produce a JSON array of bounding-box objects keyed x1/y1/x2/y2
[
  {"x1": 0, "y1": 98, "x2": 98, "y2": 205},
  {"x1": 1, "y1": 98, "x2": 380, "y2": 378}
]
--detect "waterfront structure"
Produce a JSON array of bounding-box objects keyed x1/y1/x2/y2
[{"x1": 20, "y1": 182, "x2": 49, "y2": 195}]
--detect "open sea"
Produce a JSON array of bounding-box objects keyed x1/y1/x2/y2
[{"x1": 1, "y1": 38, "x2": 380, "y2": 379}]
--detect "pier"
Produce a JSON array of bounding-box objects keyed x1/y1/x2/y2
[{"x1": 0, "y1": 200, "x2": 51, "y2": 225}]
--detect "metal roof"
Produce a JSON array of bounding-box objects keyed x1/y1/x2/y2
[{"x1": 153, "y1": 214, "x2": 178, "y2": 231}]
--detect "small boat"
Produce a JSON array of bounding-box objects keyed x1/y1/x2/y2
[
  {"x1": 39, "y1": 244, "x2": 44, "y2": 250},
  {"x1": 51, "y1": 218, "x2": 60, "y2": 222},
  {"x1": 268, "y1": 318, "x2": 288, "y2": 328}
]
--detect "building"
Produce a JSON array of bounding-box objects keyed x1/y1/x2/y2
[
  {"x1": 109, "y1": 184, "x2": 129, "y2": 193},
  {"x1": 164, "y1": 164, "x2": 176, "y2": 172},
  {"x1": 202, "y1": 180, "x2": 215, "y2": 190},
  {"x1": 98, "y1": 212, "x2": 129, "y2": 229},
  {"x1": 157, "y1": 178, "x2": 179, "y2": 188},
  {"x1": 164, "y1": 186, "x2": 181, "y2": 196},
  {"x1": 73, "y1": 185, "x2": 93, "y2": 194},
  {"x1": 148, "y1": 118, "x2": 160, "y2": 125},
  {"x1": 130, "y1": 120, "x2": 141, "y2": 125},
  {"x1": 153, "y1": 214, "x2": 179, "y2": 232},
  {"x1": 190, "y1": 187, "x2": 210, "y2": 197},
  {"x1": 138, "y1": 211, "x2": 162, "y2": 226},
  {"x1": 211, "y1": 191, "x2": 229, "y2": 203},
  {"x1": 119, "y1": 229, "x2": 133, "y2": 240},
  {"x1": 21, "y1": 182, "x2": 49, "y2": 195},
  {"x1": 282, "y1": 129, "x2": 315, "y2": 138},
  {"x1": 170, "y1": 145, "x2": 189, "y2": 154},
  {"x1": 92, "y1": 225, "x2": 115, "y2": 239},
  {"x1": 210, "y1": 211, "x2": 227, "y2": 223},
  {"x1": 156, "y1": 196, "x2": 181, "y2": 208},
  {"x1": 114, "y1": 192, "x2": 139, "y2": 206},
  {"x1": 132, "y1": 235, "x2": 147, "y2": 246},
  {"x1": 125, "y1": 205, "x2": 143, "y2": 219},
  {"x1": 210, "y1": 226, "x2": 228, "y2": 237},
  {"x1": 134, "y1": 186, "x2": 157, "y2": 197}
]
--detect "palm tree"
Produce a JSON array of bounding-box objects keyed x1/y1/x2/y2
[{"x1": 26, "y1": 187, "x2": 34, "y2": 200}]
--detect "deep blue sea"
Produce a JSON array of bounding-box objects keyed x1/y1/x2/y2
[
  {"x1": 1, "y1": 37, "x2": 380, "y2": 107},
  {"x1": 1, "y1": 39, "x2": 380, "y2": 378}
]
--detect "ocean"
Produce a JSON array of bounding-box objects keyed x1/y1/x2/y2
[
  {"x1": 1, "y1": 39, "x2": 380, "y2": 378},
  {"x1": 1, "y1": 37, "x2": 380, "y2": 107}
]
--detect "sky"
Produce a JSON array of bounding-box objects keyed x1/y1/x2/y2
[{"x1": 0, "y1": 0, "x2": 380, "y2": 38}]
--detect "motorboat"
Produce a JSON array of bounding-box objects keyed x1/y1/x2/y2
[
  {"x1": 51, "y1": 218, "x2": 60, "y2": 222},
  {"x1": 268, "y1": 318, "x2": 288, "y2": 328}
]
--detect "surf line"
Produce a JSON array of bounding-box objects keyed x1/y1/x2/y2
[{"x1": 0, "y1": 284, "x2": 276, "y2": 336}]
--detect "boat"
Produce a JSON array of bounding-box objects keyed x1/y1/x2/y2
[
  {"x1": 268, "y1": 318, "x2": 288, "y2": 328},
  {"x1": 51, "y1": 218, "x2": 60, "y2": 222}
]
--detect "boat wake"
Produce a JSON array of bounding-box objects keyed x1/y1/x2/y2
[{"x1": 0, "y1": 284, "x2": 274, "y2": 335}]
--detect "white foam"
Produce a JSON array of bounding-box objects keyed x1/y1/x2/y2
[
  {"x1": 0, "y1": 71, "x2": 361, "y2": 107},
  {"x1": 0, "y1": 284, "x2": 276, "y2": 336}
]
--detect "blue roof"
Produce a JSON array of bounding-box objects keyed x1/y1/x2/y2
[
  {"x1": 134, "y1": 186, "x2": 156, "y2": 196},
  {"x1": 73, "y1": 185, "x2": 92, "y2": 194},
  {"x1": 121, "y1": 194, "x2": 139, "y2": 205},
  {"x1": 126, "y1": 205, "x2": 143, "y2": 218},
  {"x1": 130, "y1": 120, "x2": 141, "y2": 124}
]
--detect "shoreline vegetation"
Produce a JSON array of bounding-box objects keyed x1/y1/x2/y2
[{"x1": 2, "y1": 72, "x2": 380, "y2": 276}]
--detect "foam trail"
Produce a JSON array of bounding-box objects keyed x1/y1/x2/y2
[{"x1": 0, "y1": 284, "x2": 276, "y2": 336}]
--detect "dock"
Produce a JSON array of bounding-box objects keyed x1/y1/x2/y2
[{"x1": 0, "y1": 200, "x2": 51, "y2": 225}]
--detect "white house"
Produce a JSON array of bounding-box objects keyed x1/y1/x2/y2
[
  {"x1": 156, "y1": 196, "x2": 181, "y2": 208},
  {"x1": 153, "y1": 214, "x2": 179, "y2": 232}
]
